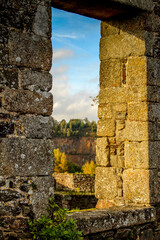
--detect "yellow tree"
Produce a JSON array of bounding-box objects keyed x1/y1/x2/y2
[
  {"x1": 54, "y1": 148, "x2": 68, "y2": 173},
  {"x1": 82, "y1": 160, "x2": 96, "y2": 175}
]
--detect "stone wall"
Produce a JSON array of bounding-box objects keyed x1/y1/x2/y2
[
  {"x1": 69, "y1": 207, "x2": 158, "y2": 240},
  {"x1": 55, "y1": 192, "x2": 97, "y2": 210},
  {"x1": 54, "y1": 173, "x2": 95, "y2": 193},
  {"x1": 0, "y1": 0, "x2": 54, "y2": 238},
  {"x1": 52, "y1": 137, "x2": 96, "y2": 166},
  {"x1": 96, "y1": 0, "x2": 160, "y2": 208},
  {"x1": 1, "y1": 0, "x2": 160, "y2": 239}
]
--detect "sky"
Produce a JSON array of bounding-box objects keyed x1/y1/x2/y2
[{"x1": 50, "y1": 8, "x2": 100, "y2": 122}]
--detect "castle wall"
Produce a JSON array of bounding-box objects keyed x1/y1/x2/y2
[{"x1": 0, "y1": 0, "x2": 160, "y2": 239}]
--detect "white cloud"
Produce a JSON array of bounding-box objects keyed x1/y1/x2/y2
[
  {"x1": 51, "y1": 66, "x2": 98, "y2": 121},
  {"x1": 53, "y1": 48, "x2": 74, "y2": 61},
  {"x1": 54, "y1": 33, "x2": 78, "y2": 39},
  {"x1": 50, "y1": 48, "x2": 98, "y2": 122}
]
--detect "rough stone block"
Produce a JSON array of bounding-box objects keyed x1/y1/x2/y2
[
  {"x1": 126, "y1": 56, "x2": 147, "y2": 86},
  {"x1": 113, "y1": 103, "x2": 127, "y2": 112},
  {"x1": 95, "y1": 167, "x2": 119, "y2": 200},
  {"x1": 0, "y1": 68, "x2": 18, "y2": 89},
  {"x1": 0, "y1": 138, "x2": 54, "y2": 177},
  {"x1": 96, "y1": 137, "x2": 110, "y2": 166},
  {"x1": 100, "y1": 34, "x2": 145, "y2": 60},
  {"x1": 101, "y1": 21, "x2": 119, "y2": 37},
  {"x1": 8, "y1": 30, "x2": 52, "y2": 70},
  {"x1": 128, "y1": 102, "x2": 148, "y2": 121},
  {"x1": 147, "y1": 86, "x2": 160, "y2": 102},
  {"x1": 69, "y1": 207, "x2": 156, "y2": 236},
  {"x1": 123, "y1": 169, "x2": 150, "y2": 204},
  {"x1": 20, "y1": 69, "x2": 52, "y2": 92},
  {"x1": 99, "y1": 87, "x2": 127, "y2": 104},
  {"x1": 123, "y1": 169, "x2": 160, "y2": 204},
  {"x1": 128, "y1": 86, "x2": 159, "y2": 103},
  {"x1": 3, "y1": 88, "x2": 53, "y2": 115},
  {"x1": 146, "y1": 58, "x2": 160, "y2": 86},
  {"x1": 100, "y1": 59, "x2": 121, "y2": 88},
  {"x1": 97, "y1": 119, "x2": 115, "y2": 137},
  {"x1": 125, "y1": 141, "x2": 149, "y2": 169},
  {"x1": 30, "y1": 176, "x2": 54, "y2": 219},
  {"x1": 149, "y1": 141, "x2": 160, "y2": 169},
  {"x1": 125, "y1": 121, "x2": 148, "y2": 141},
  {"x1": 98, "y1": 104, "x2": 112, "y2": 119},
  {"x1": 148, "y1": 103, "x2": 160, "y2": 122},
  {"x1": 33, "y1": 5, "x2": 51, "y2": 37},
  {"x1": 15, "y1": 115, "x2": 54, "y2": 139},
  {"x1": 127, "y1": 86, "x2": 147, "y2": 102}
]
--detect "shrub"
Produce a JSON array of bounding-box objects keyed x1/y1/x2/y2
[
  {"x1": 54, "y1": 148, "x2": 68, "y2": 173},
  {"x1": 29, "y1": 198, "x2": 83, "y2": 240},
  {"x1": 82, "y1": 160, "x2": 96, "y2": 176},
  {"x1": 67, "y1": 161, "x2": 82, "y2": 173}
]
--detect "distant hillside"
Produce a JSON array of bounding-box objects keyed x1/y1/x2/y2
[
  {"x1": 53, "y1": 118, "x2": 97, "y2": 137},
  {"x1": 52, "y1": 136, "x2": 96, "y2": 166}
]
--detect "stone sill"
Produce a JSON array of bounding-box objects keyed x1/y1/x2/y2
[{"x1": 67, "y1": 206, "x2": 156, "y2": 235}]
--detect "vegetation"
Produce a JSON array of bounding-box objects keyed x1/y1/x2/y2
[
  {"x1": 29, "y1": 198, "x2": 83, "y2": 240},
  {"x1": 54, "y1": 148, "x2": 82, "y2": 173},
  {"x1": 82, "y1": 160, "x2": 96, "y2": 176},
  {"x1": 54, "y1": 149, "x2": 96, "y2": 175},
  {"x1": 53, "y1": 118, "x2": 97, "y2": 137}
]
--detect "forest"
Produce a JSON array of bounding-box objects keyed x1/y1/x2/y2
[{"x1": 53, "y1": 118, "x2": 97, "y2": 137}]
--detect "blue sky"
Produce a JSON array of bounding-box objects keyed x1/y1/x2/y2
[{"x1": 50, "y1": 8, "x2": 100, "y2": 121}]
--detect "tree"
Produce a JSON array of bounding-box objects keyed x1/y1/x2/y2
[{"x1": 54, "y1": 148, "x2": 68, "y2": 173}]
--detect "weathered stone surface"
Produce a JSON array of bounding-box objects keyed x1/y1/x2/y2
[
  {"x1": 98, "y1": 104, "x2": 112, "y2": 119},
  {"x1": 15, "y1": 115, "x2": 54, "y2": 139},
  {"x1": 99, "y1": 87, "x2": 127, "y2": 104},
  {"x1": 139, "y1": 229, "x2": 153, "y2": 240},
  {"x1": 8, "y1": 30, "x2": 52, "y2": 70},
  {"x1": 0, "y1": 68, "x2": 18, "y2": 89},
  {"x1": 126, "y1": 56, "x2": 147, "y2": 86},
  {"x1": 100, "y1": 34, "x2": 145, "y2": 60},
  {"x1": 123, "y1": 169, "x2": 150, "y2": 204},
  {"x1": 30, "y1": 176, "x2": 54, "y2": 219},
  {"x1": 20, "y1": 69, "x2": 52, "y2": 92},
  {"x1": 125, "y1": 121, "x2": 148, "y2": 141},
  {"x1": 33, "y1": 5, "x2": 50, "y2": 37},
  {"x1": 123, "y1": 169, "x2": 160, "y2": 204},
  {"x1": 68, "y1": 207, "x2": 156, "y2": 235},
  {"x1": 128, "y1": 102, "x2": 148, "y2": 121},
  {"x1": 125, "y1": 141, "x2": 149, "y2": 169},
  {"x1": 100, "y1": 60, "x2": 121, "y2": 88},
  {"x1": 0, "y1": 47, "x2": 9, "y2": 65},
  {"x1": 0, "y1": 138, "x2": 54, "y2": 177},
  {"x1": 147, "y1": 58, "x2": 160, "y2": 86},
  {"x1": 54, "y1": 173, "x2": 95, "y2": 193},
  {"x1": 101, "y1": 21, "x2": 120, "y2": 37},
  {"x1": 0, "y1": 122, "x2": 14, "y2": 137},
  {"x1": 96, "y1": 137, "x2": 110, "y2": 166},
  {"x1": 0, "y1": 190, "x2": 23, "y2": 202},
  {"x1": 54, "y1": 192, "x2": 97, "y2": 210},
  {"x1": 95, "y1": 167, "x2": 120, "y2": 200},
  {"x1": 3, "y1": 88, "x2": 53, "y2": 115},
  {"x1": 112, "y1": 0, "x2": 154, "y2": 11},
  {"x1": 97, "y1": 119, "x2": 115, "y2": 137}
]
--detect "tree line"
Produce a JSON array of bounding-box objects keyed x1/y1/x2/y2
[{"x1": 53, "y1": 118, "x2": 97, "y2": 137}]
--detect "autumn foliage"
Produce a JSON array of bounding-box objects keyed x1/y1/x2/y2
[
  {"x1": 54, "y1": 148, "x2": 96, "y2": 175},
  {"x1": 82, "y1": 160, "x2": 96, "y2": 175}
]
